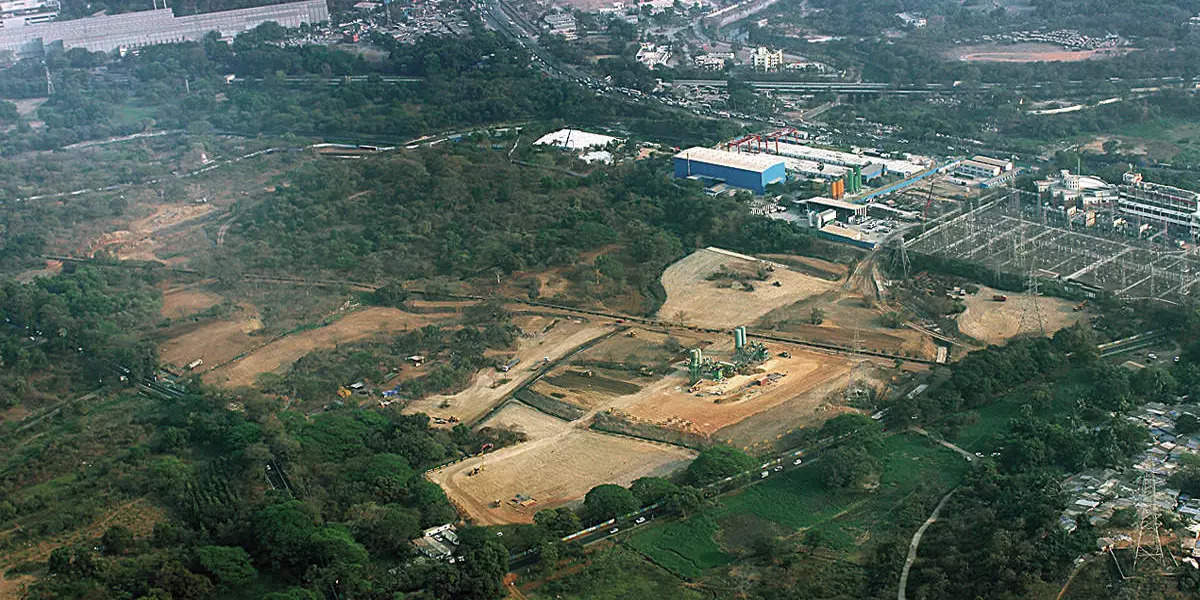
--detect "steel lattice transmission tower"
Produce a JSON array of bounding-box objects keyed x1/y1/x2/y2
[
  {"x1": 1134, "y1": 472, "x2": 1167, "y2": 569},
  {"x1": 1016, "y1": 263, "x2": 1045, "y2": 336}
]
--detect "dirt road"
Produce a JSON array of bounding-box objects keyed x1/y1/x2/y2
[{"x1": 898, "y1": 489, "x2": 957, "y2": 600}]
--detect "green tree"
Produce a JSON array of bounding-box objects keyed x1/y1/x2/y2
[
  {"x1": 194, "y1": 546, "x2": 257, "y2": 590},
  {"x1": 1177, "y1": 413, "x2": 1200, "y2": 436},
  {"x1": 534, "y1": 507, "x2": 582, "y2": 537},
  {"x1": 684, "y1": 445, "x2": 756, "y2": 485},
  {"x1": 809, "y1": 307, "x2": 825, "y2": 325},
  {"x1": 819, "y1": 446, "x2": 880, "y2": 489},
  {"x1": 101, "y1": 525, "x2": 134, "y2": 555},
  {"x1": 582, "y1": 484, "x2": 637, "y2": 525},
  {"x1": 629, "y1": 477, "x2": 679, "y2": 506}
]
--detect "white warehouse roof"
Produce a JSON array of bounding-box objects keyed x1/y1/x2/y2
[
  {"x1": 534, "y1": 129, "x2": 620, "y2": 150},
  {"x1": 674, "y1": 147, "x2": 785, "y2": 172}
]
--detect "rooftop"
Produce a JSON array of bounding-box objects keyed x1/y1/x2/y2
[
  {"x1": 674, "y1": 147, "x2": 785, "y2": 173},
  {"x1": 534, "y1": 128, "x2": 619, "y2": 150}
]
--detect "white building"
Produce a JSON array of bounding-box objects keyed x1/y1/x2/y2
[
  {"x1": 751, "y1": 46, "x2": 783, "y2": 71},
  {"x1": 694, "y1": 52, "x2": 732, "y2": 70},
  {"x1": 896, "y1": 12, "x2": 926, "y2": 27},
  {"x1": 0, "y1": 0, "x2": 58, "y2": 28},
  {"x1": 1035, "y1": 170, "x2": 1117, "y2": 207},
  {"x1": 543, "y1": 11, "x2": 577, "y2": 40},
  {"x1": 1119, "y1": 171, "x2": 1200, "y2": 236},
  {"x1": 635, "y1": 42, "x2": 670, "y2": 68},
  {"x1": 534, "y1": 128, "x2": 620, "y2": 150}
]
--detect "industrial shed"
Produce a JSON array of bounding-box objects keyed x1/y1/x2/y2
[{"x1": 673, "y1": 147, "x2": 786, "y2": 194}]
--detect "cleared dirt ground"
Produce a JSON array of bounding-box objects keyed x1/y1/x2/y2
[
  {"x1": 758, "y1": 292, "x2": 938, "y2": 359},
  {"x1": 949, "y1": 42, "x2": 1132, "y2": 63},
  {"x1": 481, "y1": 402, "x2": 574, "y2": 441},
  {"x1": 620, "y1": 345, "x2": 853, "y2": 435},
  {"x1": 160, "y1": 284, "x2": 223, "y2": 319},
  {"x1": 429, "y1": 429, "x2": 695, "y2": 524},
  {"x1": 658, "y1": 247, "x2": 837, "y2": 329},
  {"x1": 158, "y1": 303, "x2": 263, "y2": 371},
  {"x1": 403, "y1": 316, "x2": 611, "y2": 424},
  {"x1": 956, "y1": 286, "x2": 1084, "y2": 345},
  {"x1": 205, "y1": 307, "x2": 444, "y2": 388}
]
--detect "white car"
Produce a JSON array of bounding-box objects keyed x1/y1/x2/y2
[
  {"x1": 760, "y1": 471, "x2": 769, "y2": 478},
  {"x1": 635, "y1": 517, "x2": 646, "y2": 525},
  {"x1": 609, "y1": 528, "x2": 620, "y2": 534},
  {"x1": 793, "y1": 458, "x2": 803, "y2": 466}
]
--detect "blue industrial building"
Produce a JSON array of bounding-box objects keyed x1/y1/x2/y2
[{"x1": 673, "y1": 147, "x2": 786, "y2": 194}]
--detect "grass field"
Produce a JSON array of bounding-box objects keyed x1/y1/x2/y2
[
  {"x1": 527, "y1": 545, "x2": 705, "y2": 600},
  {"x1": 625, "y1": 433, "x2": 968, "y2": 578},
  {"x1": 948, "y1": 369, "x2": 1089, "y2": 452}
]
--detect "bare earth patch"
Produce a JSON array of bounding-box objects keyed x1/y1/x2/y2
[
  {"x1": 429, "y1": 429, "x2": 695, "y2": 524},
  {"x1": 956, "y1": 286, "x2": 1084, "y2": 345},
  {"x1": 619, "y1": 344, "x2": 853, "y2": 435},
  {"x1": 205, "y1": 307, "x2": 444, "y2": 388},
  {"x1": 950, "y1": 42, "x2": 1133, "y2": 63},
  {"x1": 160, "y1": 284, "x2": 223, "y2": 319},
  {"x1": 658, "y1": 247, "x2": 836, "y2": 329},
  {"x1": 403, "y1": 316, "x2": 611, "y2": 424},
  {"x1": 158, "y1": 303, "x2": 264, "y2": 371}
]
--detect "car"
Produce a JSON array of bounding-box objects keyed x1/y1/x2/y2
[
  {"x1": 760, "y1": 471, "x2": 769, "y2": 478},
  {"x1": 793, "y1": 458, "x2": 803, "y2": 465},
  {"x1": 609, "y1": 528, "x2": 619, "y2": 534},
  {"x1": 773, "y1": 465, "x2": 783, "y2": 472},
  {"x1": 635, "y1": 517, "x2": 646, "y2": 524}
]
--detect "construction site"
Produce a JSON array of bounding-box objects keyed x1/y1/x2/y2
[{"x1": 905, "y1": 189, "x2": 1200, "y2": 304}]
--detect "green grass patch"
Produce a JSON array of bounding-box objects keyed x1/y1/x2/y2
[
  {"x1": 949, "y1": 369, "x2": 1089, "y2": 452},
  {"x1": 530, "y1": 545, "x2": 703, "y2": 600},
  {"x1": 625, "y1": 513, "x2": 732, "y2": 580},
  {"x1": 628, "y1": 433, "x2": 967, "y2": 577}
]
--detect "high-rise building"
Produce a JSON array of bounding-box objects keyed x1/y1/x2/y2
[{"x1": 750, "y1": 46, "x2": 783, "y2": 71}]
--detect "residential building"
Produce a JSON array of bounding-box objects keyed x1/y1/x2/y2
[
  {"x1": 694, "y1": 52, "x2": 731, "y2": 70},
  {"x1": 750, "y1": 46, "x2": 783, "y2": 71},
  {"x1": 543, "y1": 11, "x2": 576, "y2": 40}
]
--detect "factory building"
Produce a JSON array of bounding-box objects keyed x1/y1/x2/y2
[
  {"x1": 954, "y1": 155, "x2": 1014, "y2": 181},
  {"x1": 796, "y1": 196, "x2": 867, "y2": 222},
  {"x1": 1035, "y1": 170, "x2": 1117, "y2": 207},
  {"x1": 1119, "y1": 171, "x2": 1200, "y2": 236},
  {"x1": 674, "y1": 147, "x2": 786, "y2": 194},
  {"x1": 0, "y1": 0, "x2": 328, "y2": 56}
]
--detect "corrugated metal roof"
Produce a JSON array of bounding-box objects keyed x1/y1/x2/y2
[{"x1": 674, "y1": 147, "x2": 784, "y2": 173}]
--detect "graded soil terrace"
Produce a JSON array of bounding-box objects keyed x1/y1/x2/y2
[
  {"x1": 479, "y1": 402, "x2": 568, "y2": 441},
  {"x1": 956, "y1": 286, "x2": 1084, "y2": 345},
  {"x1": 757, "y1": 291, "x2": 937, "y2": 360},
  {"x1": 160, "y1": 284, "x2": 223, "y2": 319},
  {"x1": 949, "y1": 42, "x2": 1132, "y2": 63},
  {"x1": 157, "y1": 303, "x2": 264, "y2": 371},
  {"x1": 620, "y1": 345, "x2": 854, "y2": 436},
  {"x1": 204, "y1": 307, "x2": 447, "y2": 388},
  {"x1": 429, "y1": 429, "x2": 696, "y2": 524},
  {"x1": 658, "y1": 247, "x2": 837, "y2": 329},
  {"x1": 403, "y1": 316, "x2": 612, "y2": 424}
]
